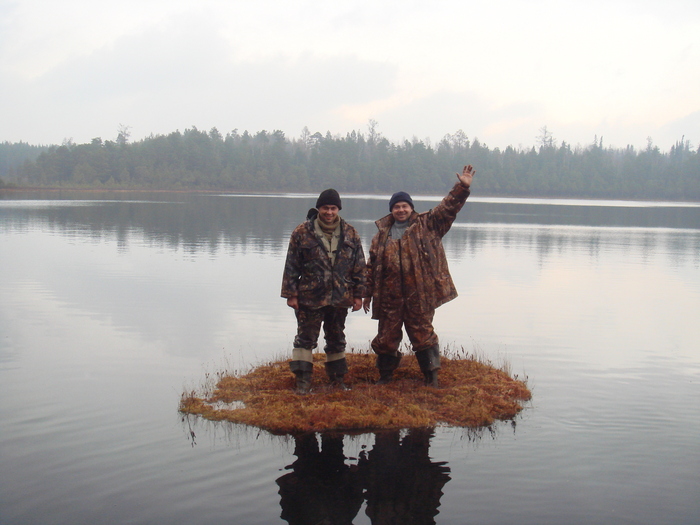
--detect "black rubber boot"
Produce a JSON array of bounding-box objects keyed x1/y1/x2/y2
[
  {"x1": 376, "y1": 352, "x2": 402, "y2": 385},
  {"x1": 289, "y1": 360, "x2": 313, "y2": 394},
  {"x1": 325, "y1": 358, "x2": 349, "y2": 390},
  {"x1": 415, "y1": 345, "x2": 440, "y2": 387}
]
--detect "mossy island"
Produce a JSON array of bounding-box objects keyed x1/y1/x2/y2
[{"x1": 180, "y1": 347, "x2": 531, "y2": 435}]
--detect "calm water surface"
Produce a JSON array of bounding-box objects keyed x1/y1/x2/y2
[{"x1": 1, "y1": 190, "x2": 699, "y2": 524}]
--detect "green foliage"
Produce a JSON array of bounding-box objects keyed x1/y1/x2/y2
[{"x1": 8, "y1": 129, "x2": 700, "y2": 200}]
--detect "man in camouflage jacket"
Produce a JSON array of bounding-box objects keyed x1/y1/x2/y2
[
  {"x1": 281, "y1": 188, "x2": 367, "y2": 393},
  {"x1": 363, "y1": 165, "x2": 475, "y2": 387}
]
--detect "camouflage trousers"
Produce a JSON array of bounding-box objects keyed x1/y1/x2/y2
[
  {"x1": 293, "y1": 305, "x2": 349, "y2": 356},
  {"x1": 371, "y1": 302, "x2": 438, "y2": 355}
]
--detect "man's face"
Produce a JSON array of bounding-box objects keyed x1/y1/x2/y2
[
  {"x1": 317, "y1": 205, "x2": 339, "y2": 225},
  {"x1": 391, "y1": 202, "x2": 412, "y2": 222}
]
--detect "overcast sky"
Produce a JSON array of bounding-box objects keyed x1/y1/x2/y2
[{"x1": 1, "y1": 0, "x2": 699, "y2": 150}]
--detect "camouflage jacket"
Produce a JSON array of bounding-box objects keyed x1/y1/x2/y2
[
  {"x1": 367, "y1": 181, "x2": 470, "y2": 319},
  {"x1": 281, "y1": 213, "x2": 367, "y2": 309}
]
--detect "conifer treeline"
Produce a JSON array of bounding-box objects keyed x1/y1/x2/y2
[
  {"x1": 0, "y1": 141, "x2": 49, "y2": 187},
  {"x1": 4, "y1": 127, "x2": 700, "y2": 200}
]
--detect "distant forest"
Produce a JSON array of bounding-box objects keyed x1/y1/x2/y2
[{"x1": 1, "y1": 125, "x2": 699, "y2": 200}]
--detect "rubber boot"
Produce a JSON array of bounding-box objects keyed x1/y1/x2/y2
[
  {"x1": 415, "y1": 345, "x2": 440, "y2": 387},
  {"x1": 326, "y1": 358, "x2": 349, "y2": 390},
  {"x1": 289, "y1": 360, "x2": 313, "y2": 394},
  {"x1": 376, "y1": 352, "x2": 402, "y2": 385},
  {"x1": 325, "y1": 358, "x2": 349, "y2": 390}
]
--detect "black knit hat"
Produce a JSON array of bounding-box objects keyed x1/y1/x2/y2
[
  {"x1": 316, "y1": 188, "x2": 342, "y2": 210},
  {"x1": 389, "y1": 191, "x2": 414, "y2": 211}
]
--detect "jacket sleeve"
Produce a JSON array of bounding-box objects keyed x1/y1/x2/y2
[
  {"x1": 280, "y1": 229, "x2": 301, "y2": 298},
  {"x1": 365, "y1": 234, "x2": 378, "y2": 298},
  {"x1": 351, "y1": 234, "x2": 368, "y2": 299},
  {"x1": 426, "y1": 181, "x2": 471, "y2": 237}
]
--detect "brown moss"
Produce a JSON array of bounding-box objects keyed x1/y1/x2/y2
[{"x1": 179, "y1": 349, "x2": 531, "y2": 434}]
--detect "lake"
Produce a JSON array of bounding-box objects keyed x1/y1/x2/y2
[{"x1": 1, "y1": 189, "x2": 699, "y2": 525}]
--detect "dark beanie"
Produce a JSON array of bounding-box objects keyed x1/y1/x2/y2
[
  {"x1": 316, "y1": 188, "x2": 342, "y2": 210},
  {"x1": 389, "y1": 191, "x2": 414, "y2": 211}
]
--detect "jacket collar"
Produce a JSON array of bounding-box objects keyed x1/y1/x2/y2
[{"x1": 375, "y1": 211, "x2": 418, "y2": 230}]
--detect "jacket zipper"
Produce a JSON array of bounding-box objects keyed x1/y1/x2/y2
[{"x1": 398, "y1": 237, "x2": 405, "y2": 298}]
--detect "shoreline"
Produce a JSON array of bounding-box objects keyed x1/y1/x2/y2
[{"x1": 3, "y1": 185, "x2": 700, "y2": 205}]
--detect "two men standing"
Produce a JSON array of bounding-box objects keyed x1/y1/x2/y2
[{"x1": 281, "y1": 165, "x2": 475, "y2": 393}]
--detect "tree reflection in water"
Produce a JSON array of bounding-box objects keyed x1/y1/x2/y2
[{"x1": 276, "y1": 428, "x2": 451, "y2": 525}]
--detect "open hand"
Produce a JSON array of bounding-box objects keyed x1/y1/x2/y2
[{"x1": 457, "y1": 164, "x2": 475, "y2": 188}]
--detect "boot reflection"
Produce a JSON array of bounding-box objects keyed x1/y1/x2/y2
[
  {"x1": 276, "y1": 432, "x2": 363, "y2": 525},
  {"x1": 359, "y1": 428, "x2": 451, "y2": 525},
  {"x1": 276, "y1": 429, "x2": 451, "y2": 525}
]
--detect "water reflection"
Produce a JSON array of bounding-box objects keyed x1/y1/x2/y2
[
  {"x1": 360, "y1": 429, "x2": 451, "y2": 525},
  {"x1": 277, "y1": 433, "x2": 364, "y2": 525},
  {"x1": 277, "y1": 429, "x2": 451, "y2": 525},
  {"x1": 445, "y1": 223, "x2": 700, "y2": 267},
  {"x1": 2, "y1": 192, "x2": 700, "y2": 260},
  {"x1": 3, "y1": 191, "x2": 700, "y2": 524}
]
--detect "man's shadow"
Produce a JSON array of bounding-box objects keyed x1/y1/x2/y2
[
  {"x1": 359, "y1": 428, "x2": 452, "y2": 525},
  {"x1": 276, "y1": 428, "x2": 451, "y2": 525},
  {"x1": 276, "y1": 432, "x2": 363, "y2": 525}
]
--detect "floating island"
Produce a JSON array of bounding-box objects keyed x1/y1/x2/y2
[{"x1": 180, "y1": 348, "x2": 531, "y2": 435}]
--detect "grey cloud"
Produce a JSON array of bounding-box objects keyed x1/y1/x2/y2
[
  {"x1": 375, "y1": 90, "x2": 543, "y2": 147},
  {"x1": 660, "y1": 110, "x2": 700, "y2": 148},
  {"x1": 1, "y1": 16, "x2": 398, "y2": 143}
]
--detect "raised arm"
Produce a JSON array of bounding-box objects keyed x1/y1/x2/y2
[{"x1": 425, "y1": 164, "x2": 475, "y2": 237}]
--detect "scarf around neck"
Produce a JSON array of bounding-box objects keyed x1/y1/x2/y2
[{"x1": 314, "y1": 216, "x2": 341, "y2": 264}]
